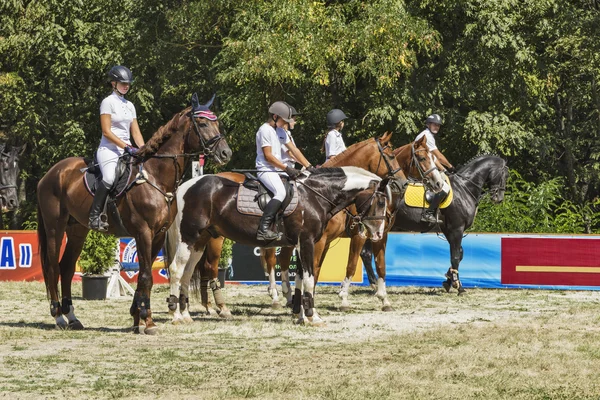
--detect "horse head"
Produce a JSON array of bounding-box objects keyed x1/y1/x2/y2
[
  {"x1": 487, "y1": 158, "x2": 509, "y2": 203},
  {"x1": 0, "y1": 144, "x2": 21, "y2": 211},
  {"x1": 353, "y1": 178, "x2": 392, "y2": 242},
  {"x1": 185, "y1": 92, "x2": 232, "y2": 165},
  {"x1": 394, "y1": 135, "x2": 444, "y2": 193}
]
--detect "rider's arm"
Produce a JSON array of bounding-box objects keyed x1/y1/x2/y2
[
  {"x1": 100, "y1": 114, "x2": 129, "y2": 149},
  {"x1": 285, "y1": 141, "x2": 311, "y2": 168},
  {"x1": 262, "y1": 146, "x2": 288, "y2": 171},
  {"x1": 130, "y1": 118, "x2": 145, "y2": 148},
  {"x1": 432, "y1": 149, "x2": 453, "y2": 170}
]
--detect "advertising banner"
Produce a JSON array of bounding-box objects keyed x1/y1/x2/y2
[
  {"x1": 118, "y1": 238, "x2": 168, "y2": 284},
  {"x1": 0, "y1": 231, "x2": 65, "y2": 282},
  {"x1": 229, "y1": 238, "x2": 363, "y2": 284}
]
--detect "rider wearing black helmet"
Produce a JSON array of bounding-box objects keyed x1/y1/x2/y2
[
  {"x1": 255, "y1": 101, "x2": 302, "y2": 241},
  {"x1": 415, "y1": 113, "x2": 453, "y2": 224},
  {"x1": 89, "y1": 65, "x2": 145, "y2": 231},
  {"x1": 324, "y1": 108, "x2": 348, "y2": 161}
]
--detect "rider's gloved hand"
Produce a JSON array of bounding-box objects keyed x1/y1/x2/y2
[
  {"x1": 445, "y1": 166, "x2": 456, "y2": 174},
  {"x1": 285, "y1": 166, "x2": 302, "y2": 179},
  {"x1": 124, "y1": 146, "x2": 139, "y2": 156}
]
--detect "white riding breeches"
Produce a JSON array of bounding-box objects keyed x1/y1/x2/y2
[
  {"x1": 257, "y1": 171, "x2": 286, "y2": 202},
  {"x1": 96, "y1": 146, "x2": 122, "y2": 187}
]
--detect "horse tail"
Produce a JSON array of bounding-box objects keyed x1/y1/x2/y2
[
  {"x1": 190, "y1": 251, "x2": 208, "y2": 300},
  {"x1": 36, "y1": 203, "x2": 50, "y2": 297}
]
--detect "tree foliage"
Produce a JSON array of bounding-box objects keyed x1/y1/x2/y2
[{"x1": 1, "y1": 0, "x2": 599, "y2": 233}]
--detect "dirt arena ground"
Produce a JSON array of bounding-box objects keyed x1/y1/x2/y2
[{"x1": 0, "y1": 281, "x2": 599, "y2": 399}]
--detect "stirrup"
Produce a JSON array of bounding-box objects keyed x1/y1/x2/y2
[
  {"x1": 88, "y1": 217, "x2": 108, "y2": 232},
  {"x1": 256, "y1": 229, "x2": 282, "y2": 241},
  {"x1": 420, "y1": 212, "x2": 440, "y2": 224}
]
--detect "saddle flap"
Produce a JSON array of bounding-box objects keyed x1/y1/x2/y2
[
  {"x1": 83, "y1": 154, "x2": 133, "y2": 198},
  {"x1": 237, "y1": 181, "x2": 298, "y2": 217}
]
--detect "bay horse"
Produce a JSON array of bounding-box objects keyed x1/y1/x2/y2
[
  {"x1": 0, "y1": 143, "x2": 22, "y2": 212},
  {"x1": 165, "y1": 132, "x2": 409, "y2": 322},
  {"x1": 166, "y1": 166, "x2": 392, "y2": 325},
  {"x1": 360, "y1": 155, "x2": 509, "y2": 295},
  {"x1": 36, "y1": 94, "x2": 232, "y2": 334}
]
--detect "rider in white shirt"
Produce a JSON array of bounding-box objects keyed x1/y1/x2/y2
[
  {"x1": 255, "y1": 101, "x2": 303, "y2": 241},
  {"x1": 277, "y1": 104, "x2": 312, "y2": 169},
  {"x1": 89, "y1": 65, "x2": 145, "y2": 231},
  {"x1": 415, "y1": 113, "x2": 454, "y2": 223},
  {"x1": 324, "y1": 109, "x2": 348, "y2": 161}
]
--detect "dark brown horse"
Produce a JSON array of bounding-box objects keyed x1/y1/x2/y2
[
  {"x1": 37, "y1": 94, "x2": 232, "y2": 333},
  {"x1": 166, "y1": 167, "x2": 392, "y2": 325},
  {"x1": 0, "y1": 143, "x2": 22, "y2": 212},
  {"x1": 165, "y1": 132, "x2": 408, "y2": 322}
]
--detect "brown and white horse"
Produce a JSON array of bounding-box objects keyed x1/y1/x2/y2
[{"x1": 36, "y1": 94, "x2": 231, "y2": 334}]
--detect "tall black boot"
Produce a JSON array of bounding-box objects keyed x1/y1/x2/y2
[
  {"x1": 421, "y1": 191, "x2": 446, "y2": 224},
  {"x1": 88, "y1": 182, "x2": 110, "y2": 232},
  {"x1": 256, "y1": 199, "x2": 283, "y2": 241}
]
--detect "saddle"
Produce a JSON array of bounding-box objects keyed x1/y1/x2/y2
[
  {"x1": 404, "y1": 175, "x2": 453, "y2": 209},
  {"x1": 83, "y1": 155, "x2": 133, "y2": 198},
  {"x1": 236, "y1": 173, "x2": 298, "y2": 217}
]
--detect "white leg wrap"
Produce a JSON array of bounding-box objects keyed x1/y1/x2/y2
[
  {"x1": 339, "y1": 277, "x2": 352, "y2": 309},
  {"x1": 376, "y1": 277, "x2": 391, "y2": 308}
]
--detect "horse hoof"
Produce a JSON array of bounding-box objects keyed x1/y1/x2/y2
[
  {"x1": 382, "y1": 305, "x2": 394, "y2": 312},
  {"x1": 182, "y1": 316, "x2": 193, "y2": 324},
  {"x1": 294, "y1": 317, "x2": 305, "y2": 325},
  {"x1": 457, "y1": 288, "x2": 466, "y2": 296},
  {"x1": 144, "y1": 323, "x2": 159, "y2": 335},
  {"x1": 339, "y1": 305, "x2": 351, "y2": 312},
  {"x1": 306, "y1": 317, "x2": 326, "y2": 327},
  {"x1": 171, "y1": 318, "x2": 182, "y2": 325},
  {"x1": 271, "y1": 302, "x2": 282, "y2": 310},
  {"x1": 218, "y1": 309, "x2": 233, "y2": 320},
  {"x1": 68, "y1": 319, "x2": 84, "y2": 330},
  {"x1": 442, "y1": 281, "x2": 451, "y2": 293},
  {"x1": 285, "y1": 300, "x2": 293, "y2": 308},
  {"x1": 134, "y1": 323, "x2": 146, "y2": 335}
]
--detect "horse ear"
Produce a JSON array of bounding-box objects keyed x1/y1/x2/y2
[
  {"x1": 191, "y1": 92, "x2": 200, "y2": 110},
  {"x1": 204, "y1": 93, "x2": 216, "y2": 110},
  {"x1": 380, "y1": 131, "x2": 392, "y2": 144}
]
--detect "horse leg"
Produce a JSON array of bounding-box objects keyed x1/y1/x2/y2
[
  {"x1": 443, "y1": 233, "x2": 466, "y2": 295},
  {"x1": 180, "y1": 247, "x2": 205, "y2": 321},
  {"x1": 292, "y1": 247, "x2": 303, "y2": 320},
  {"x1": 261, "y1": 248, "x2": 281, "y2": 309},
  {"x1": 39, "y1": 205, "x2": 69, "y2": 329},
  {"x1": 373, "y1": 233, "x2": 393, "y2": 311},
  {"x1": 279, "y1": 247, "x2": 294, "y2": 307},
  {"x1": 339, "y1": 234, "x2": 366, "y2": 312},
  {"x1": 205, "y1": 237, "x2": 232, "y2": 319},
  {"x1": 129, "y1": 231, "x2": 159, "y2": 335},
  {"x1": 298, "y1": 239, "x2": 325, "y2": 326},
  {"x1": 167, "y1": 251, "x2": 185, "y2": 324},
  {"x1": 360, "y1": 239, "x2": 378, "y2": 290},
  {"x1": 60, "y1": 224, "x2": 89, "y2": 329}
]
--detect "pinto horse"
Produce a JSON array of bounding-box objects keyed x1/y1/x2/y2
[
  {"x1": 165, "y1": 132, "x2": 408, "y2": 322},
  {"x1": 361, "y1": 155, "x2": 509, "y2": 295},
  {"x1": 36, "y1": 94, "x2": 232, "y2": 333},
  {"x1": 166, "y1": 167, "x2": 391, "y2": 325}
]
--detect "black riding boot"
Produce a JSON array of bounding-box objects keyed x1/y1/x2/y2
[
  {"x1": 421, "y1": 191, "x2": 446, "y2": 224},
  {"x1": 88, "y1": 182, "x2": 110, "y2": 232},
  {"x1": 256, "y1": 199, "x2": 283, "y2": 241}
]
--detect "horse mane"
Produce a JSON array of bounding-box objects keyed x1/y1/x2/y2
[
  {"x1": 458, "y1": 153, "x2": 505, "y2": 172},
  {"x1": 137, "y1": 107, "x2": 191, "y2": 159},
  {"x1": 323, "y1": 138, "x2": 375, "y2": 167}
]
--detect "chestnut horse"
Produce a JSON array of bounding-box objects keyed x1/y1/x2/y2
[
  {"x1": 267, "y1": 136, "x2": 444, "y2": 311},
  {"x1": 165, "y1": 167, "x2": 392, "y2": 325},
  {"x1": 165, "y1": 132, "x2": 407, "y2": 322},
  {"x1": 36, "y1": 94, "x2": 232, "y2": 334}
]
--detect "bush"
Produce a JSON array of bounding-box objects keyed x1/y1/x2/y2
[
  {"x1": 79, "y1": 231, "x2": 118, "y2": 275},
  {"x1": 219, "y1": 238, "x2": 234, "y2": 269}
]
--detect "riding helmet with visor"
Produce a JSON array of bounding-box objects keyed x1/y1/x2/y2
[
  {"x1": 326, "y1": 109, "x2": 348, "y2": 128},
  {"x1": 108, "y1": 65, "x2": 133, "y2": 83},
  {"x1": 268, "y1": 101, "x2": 293, "y2": 123}
]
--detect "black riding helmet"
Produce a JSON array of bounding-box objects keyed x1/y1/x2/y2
[
  {"x1": 326, "y1": 109, "x2": 348, "y2": 128},
  {"x1": 425, "y1": 114, "x2": 443, "y2": 126},
  {"x1": 108, "y1": 65, "x2": 133, "y2": 83}
]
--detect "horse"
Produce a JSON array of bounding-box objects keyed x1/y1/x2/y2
[
  {"x1": 165, "y1": 132, "x2": 409, "y2": 322},
  {"x1": 165, "y1": 166, "x2": 392, "y2": 325},
  {"x1": 165, "y1": 132, "x2": 442, "y2": 322},
  {"x1": 0, "y1": 143, "x2": 22, "y2": 212},
  {"x1": 36, "y1": 93, "x2": 232, "y2": 334},
  {"x1": 360, "y1": 155, "x2": 509, "y2": 295}
]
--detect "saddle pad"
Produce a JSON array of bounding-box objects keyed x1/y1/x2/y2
[
  {"x1": 404, "y1": 176, "x2": 453, "y2": 209},
  {"x1": 83, "y1": 157, "x2": 132, "y2": 198},
  {"x1": 237, "y1": 182, "x2": 299, "y2": 217}
]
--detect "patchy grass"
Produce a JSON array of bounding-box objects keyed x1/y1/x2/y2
[{"x1": 0, "y1": 281, "x2": 599, "y2": 399}]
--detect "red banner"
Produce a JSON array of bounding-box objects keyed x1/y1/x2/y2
[
  {"x1": 0, "y1": 231, "x2": 62, "y2": 282},
  {"x1": 501, "y1": 237, "x2": 600, "y2": 286}
]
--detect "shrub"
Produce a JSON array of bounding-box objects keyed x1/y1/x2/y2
[
  {"x1": 219, "y1": 238, "x2": 234, "y2": 269},
  {"x1": 79, "y1": 231, "x2": 118, "y2": 275}
]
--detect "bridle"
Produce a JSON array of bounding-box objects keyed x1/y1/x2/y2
[
  {"x1": 411, "y1": 141, "x2": 439, "y2": 186},
  {"x1": 0, "y1": 149, "x2": 18, "y2": 192},
  {"x1": 375, "y1": 138, "x2": 402, "y2": 178},
  {"x1": 188, "y1": 112, "x2": 226, "y2": 161}
]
